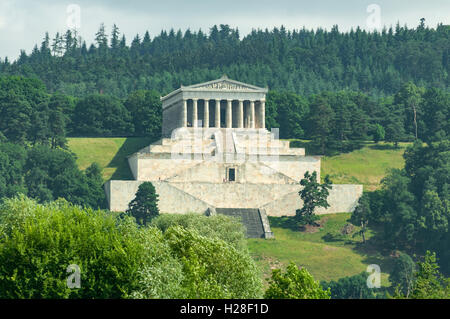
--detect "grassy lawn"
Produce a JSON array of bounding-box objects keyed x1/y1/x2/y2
[
  {"x1": 248, "y1": 213, "x2": 393, "y2": 287},
  {"x1": 287, "y1": 140, "x2": 408, "y2": 191},
  {"x1": 321, "y1": 142, "x2": 408, "y2": 191},
  {"x1": 67, "y1": 137, "x2": 155, "y2": 181}
]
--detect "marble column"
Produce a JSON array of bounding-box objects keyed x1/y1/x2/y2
[
  {"x1": 203, "y1": 99, "x2": 209, "y2": 128},
  {"x1": 226, "y1": 99, "x2": 232, "y2": 128},
  {"x1": 250, "y1": 100, "x2": 255, "y2": 129},
  {"x1": 260, "y1": 99, "x2": 266, "y2": 129},
  {"x1": 192, "y1": 98, "x2": 198, "y2": 127},
  {"x1": 215, "y1": 99, "x2": 221, "y2": 128},
  {"x1": 182, "y1": 99, "x2": 187, "y2": 127},
  {"x1": 238, "y1": 100, "x2": 244, "y2": 128}
]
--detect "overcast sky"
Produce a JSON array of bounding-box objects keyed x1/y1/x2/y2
[{"x1": 0, "y1": 0, "x2": 449, "y2": 60}]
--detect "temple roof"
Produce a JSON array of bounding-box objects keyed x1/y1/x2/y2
[{"x1": 161, "y1": 75, "x2": 268, "y2": 101}]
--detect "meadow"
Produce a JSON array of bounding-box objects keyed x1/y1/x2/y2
[
  {"x1": 248, "y1": 213, "x2": 392, "y2": 286},
  {"x1": 68, "y1": 137, "x2": 156, "y2": 181}
]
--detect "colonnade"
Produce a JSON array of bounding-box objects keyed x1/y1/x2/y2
[{"x1": 182, "y1": 98, "x2": 265, "y2": 129}]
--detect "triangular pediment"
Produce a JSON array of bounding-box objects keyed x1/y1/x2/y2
[{"x1": 185, "y1": 76, "x2": 267, "y2": 92}]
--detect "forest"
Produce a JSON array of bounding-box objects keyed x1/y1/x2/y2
[{"x1": 0, "y1": 21, "x2": 448, "y2": 98}]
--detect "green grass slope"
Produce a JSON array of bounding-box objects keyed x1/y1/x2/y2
[
  {"x1": 321, "y1": 142, "x2": 408, "y2": 191},
  {"x1": 248, "y1": 214, "x2": 392, "y2": 286},
  {"x1": 67, "y1": 137, "x2": 155, "y2": 181}
]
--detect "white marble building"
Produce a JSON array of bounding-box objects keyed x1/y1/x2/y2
[{"x1": 104, "y1": 77, "x2": 363, "y2": 238}]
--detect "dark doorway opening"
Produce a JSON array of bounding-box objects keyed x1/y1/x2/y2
[{"x1": 228, "y1": 168, "x2": 236, "y2": 182}]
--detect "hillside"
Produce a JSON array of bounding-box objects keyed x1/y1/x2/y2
[
  {"x1": 68, "y1": 137, "x2": 156, "y2": 181},
  {"x1": 321, "y1": 143, "x2": 407, "y2": 191},
  {"x1": 248, "y1": 213, "x2": 392, "y2": 285}
]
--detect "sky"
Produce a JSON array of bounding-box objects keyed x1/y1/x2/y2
[{"x1": 0, "y1": 0, "x2": 449, "y2": 60}]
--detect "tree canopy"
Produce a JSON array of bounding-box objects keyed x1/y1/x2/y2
[
  {"x1": 0, "y1": 196, "x2": 263, "y2": 299},
  {"x1": 1, "y1": 22, "x2": 448, "y2": 98},
  {"x1": 264, "y1": 262, "x2": 331, "y2": 299}
]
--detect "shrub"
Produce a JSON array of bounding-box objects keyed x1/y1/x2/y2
[
  {"x1": 163, "y1": 226, "x2": 263, "y2": 298},
  {"x1": 0, "y1": 196, "x2": 177, "y2": 298},
  {"x1": 0, "y1": 196, "x2": 262, "y2": 299},
  {"x1": 321, "y1": 272, "x2": 378, "y2": 299},
  {"x1": 264, "y1": 262, "x2": 331, "y2": 299},
  {"x1": 151, "y1": 213, "x2": 247, "y2": 252}
]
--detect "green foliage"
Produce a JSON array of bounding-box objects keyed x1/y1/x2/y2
[
  {"x1": 0, "y1": 76, "x2": 49, "y2": 144},
  {"x1": 296, "y1": 171, "x2": 332, "y2": 226},
  {"x1": 25, "y1": 145, "x2": 106, "y2": 209},
  {"x1": 127, "y1": 182, "x2": 159, "y2": 226},
  {"x1": 0, "y1": 196, "x2": 263, "y2": 299},
  {"x1": 372, "y1": 124, "x2": 385, "y2": 143},
  {"x1": 163, "y1": 226, "x2": 263, "y2": 298},
  {"x1": 0, "y1": 196, "x2": 172, "y2": 298},
  {"x1": 84, "y1": 162, "x2": 107, "y2": 209},
  {"x1": 364, "y1": 140, "x2": 450, "y2": 273},
  {"x1": 2, "y1": 23, "x2": 448, "y2": 98},
  {"x1": 0, "y1": 142, "x2": 27, "y2": 201},
  {"x1": 350, "y1": 194, "x2": 371, "y2": 243},
  {"x1": 379, "y1": 168, "x2": 417, "y2": 245},
  {"x1": 321, "y1": 272, "x2": 378, "y2": 299},
  {"x1": 409, "y1": 251, "x2": 449, "y2": 298},
  {"x1": 264, "y1": 262, "x2": 331, "y2": 299},
  {"x1": 307, "y1": 95, "x2": 334, "y2": 154},
  {"x1": 389, "y1": 252, "x2": 416, "y2": 297},
  {"x1": 421, "y1": 88, "x2": 450, "y2": 143},
  {"x1": 72, "y1": 94, "x2": 133, "y2": 137},
  {"x1": 124, "y1": 90, "x2": 162, "y2": 137},
  {"x1": 384, "y1": 113, "x2": 406, "y2": 148},
  {"x1": 151, "y1": 213, "x2": 247, "y2": 252},
  {"x1": 0, "y1": 142, "x2": 106, "y2": 209},
  {"x1": 47, "y1": 93, "x2": 73, "y2": 148},
  {"x1": 266, "y1": 90, "x2": 307, "y2": 139},
  {"x1": 393, "y1": 251, "x2": 449, "y2": 299}
]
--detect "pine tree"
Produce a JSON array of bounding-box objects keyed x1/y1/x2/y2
[
  {"x1": 110, "y1": 24, "x2": 120, "y2": 51},
  {"x1": 95, "y1": 23, "x2": 108, "y2": 52}
]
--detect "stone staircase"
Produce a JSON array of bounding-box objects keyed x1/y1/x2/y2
[
  {"x1": 233, "y1": 130, "x2": 305, "y2": 156},
  {"x1": 215, "y1": 208, "x2": 273, "y2": 238}
]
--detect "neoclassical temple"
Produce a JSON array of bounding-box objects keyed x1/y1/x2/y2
[
  {"x1": 105, "y1": 76, "x2": 363, "y2": 238},
  {"x1": 161, "y1": 76, "x2": 268, "y2": 136}
]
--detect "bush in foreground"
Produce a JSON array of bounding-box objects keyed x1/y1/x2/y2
[
  {"x1": 264, "y1": 262, "x2": 331, "y2": 299},
  {"x1": 0, "y1": 196, "x2": 262, "y2": 298},
  {"x1": 151, "y1": 213, "x2": 248, "y2": 252},
  {"x1": 321, "y1": 272, "x2": 378, "y2": 299}
]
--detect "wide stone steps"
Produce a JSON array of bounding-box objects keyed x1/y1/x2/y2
[{"x1": 215, "y1": 208, "x2": 265, "y2": 238}]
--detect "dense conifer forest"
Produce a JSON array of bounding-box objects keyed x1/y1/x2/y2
[{"x1": 1, "y1": 21, "x2": 449, "y2": 97}]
